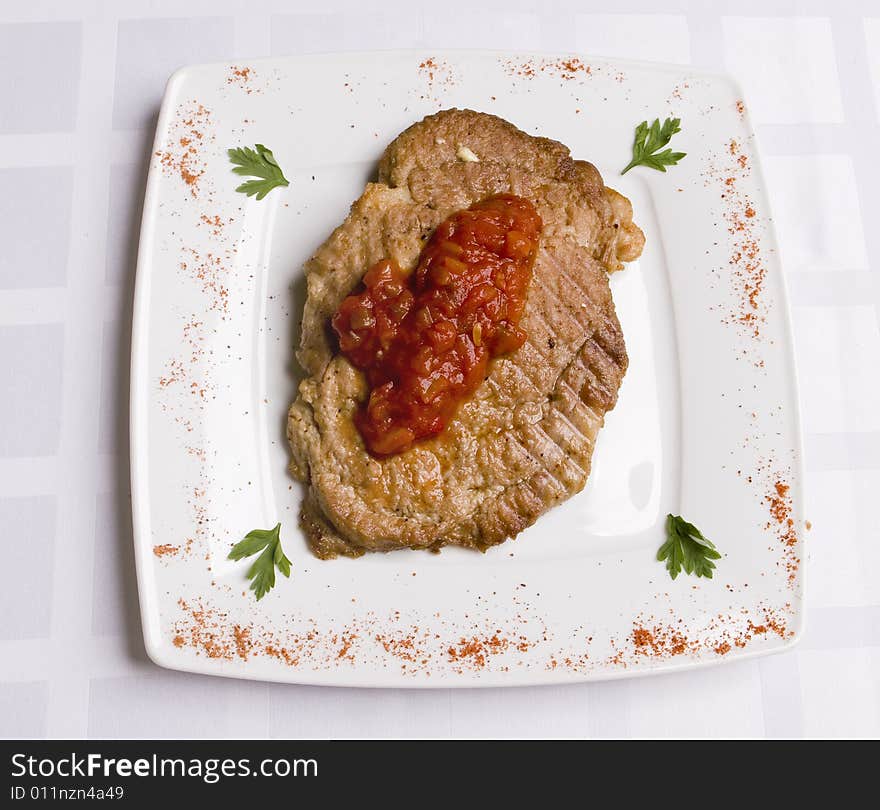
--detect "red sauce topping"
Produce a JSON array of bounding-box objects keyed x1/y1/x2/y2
[{"x1": 332, "y1": 194, "x2": 542, "y2": 455}]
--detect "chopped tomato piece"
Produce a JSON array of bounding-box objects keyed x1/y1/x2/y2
[{"x1": 331, "y1": 194, "x2": 542, "y2": 456}]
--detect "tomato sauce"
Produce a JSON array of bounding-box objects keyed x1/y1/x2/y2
[{"x1": 332, "y1": 194, "x2": 542, "y2": 456}]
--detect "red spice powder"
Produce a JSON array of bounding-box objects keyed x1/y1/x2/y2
[
  {"x1": 264, "y1": 645, "x2": 301, "y2": 667},
  {"x1": 376, "y1": 633, "x2": 417, "y2": 661},
  {"x1": 417, "y1": 57, "x2": 455, "y2": 102},
  {"x1": 631, "y1": 624, "x2": 695, "y2": 658},
  {"x1": 767, "y1": 481, "x2": 790, "y2": 524},
  {"x1": 765, "y1": 479, "x2": 800, "y2": 586},
  {"x1": 175, "y1": 600, "x2": 236, "y2": 660},
  {"x1": 668, "y1": 81, "x2": 690, "y2": 103},
  {"x1": 502, "y1": 56, "x2": 593, "y2": 81},
  {"x1": 170, "y1": 599, "x2": 551, "y2": 676},
  {"x1": 198, "y1": 213, "x2": 232, "y2": 238},
  {"x1": 153, "y1": 543, "x2": 180, "y2": 558},
  {"x1": 447, "y1": 634, "x2": 510, "y2": 670},
  {"x1": 227, "y1": 65, "x2": 256, "y2": 93},
  {"x1": 555, "y1": 57, "x2": 591, "y2": 80},
  {"x1": 186, "y1": 445, "x2": 206, "y2": 462},
  {"x1": 632, "y1": 627, "x2": 653, "y2": 648},
  {"x1": 157, "y1": 299, "x2": 221, "y2": 580},
  {"x1": 158, "y1": 317, "x2": 209, "y2": 402},
  {"x1": 602, "y1": 604, "x2": 794, "y2": 669},
  {"x1": 705, "y1": 138, "x2": 768, "y2": 345},
  {"x1": 418, "y1": 57, "x2": 439, "y2": 79},
  {"x1": 233, "y1": 625, "x2": 252, "y2": 660},
  {"x1": 180, "y1": 248, "x2": 230, "y2": 317},
  {"x1": 154, "y1": 102, "x2": 213, "y2": 198},
  {"x1": 158, "y1": 358, "x2": 185, "y2": 389},
  {"x1": 174, "y1": 416, "x2": 194, "y2": 434},
  {"x1": 335, "y1": 632, "x2": 358, "y2": 661},
  {"x1": 503, "y1": 57, "x2": 535, "y2": 78},
  {"x1": 174, "y1": 600, "x2": 363, "y2": 670}
]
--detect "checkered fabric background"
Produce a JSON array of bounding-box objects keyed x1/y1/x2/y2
[{"x1": 1, "y1": 0, "x2": 878, "y2": 739}]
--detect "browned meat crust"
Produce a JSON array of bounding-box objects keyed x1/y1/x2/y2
[{"x1": 287, "y1": 109, "x2": 644, "y2": 558}]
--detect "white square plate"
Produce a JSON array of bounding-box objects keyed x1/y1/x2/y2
[{"x1": 131, "y1": 51, "x2": 805, "y2": 686}]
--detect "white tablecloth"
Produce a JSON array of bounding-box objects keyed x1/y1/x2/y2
[{"x1": 1, "y1": 0, "x2": 878, "y2": 740}]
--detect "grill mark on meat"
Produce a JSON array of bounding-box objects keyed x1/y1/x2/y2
[
  {"x1": 469, "y1": 329, "x2": 619, "y2": 527},
  {"x1": 519, "y1": 424, "x2": 586, "y2": 491},
  {"x1": 510, "y1": 343, "x2": 554, "y2": 395},
  {"x1": 484, "y1": 369, "x2": 537, "y2": 411},
  {"x1": 525, "y1": 251, "x2": 612, "y2": 372},
  {"x1": 287, "y1": 109, "x2": 644, "y2": 557},
  {"x1": 521, "y1": 297, "x2": 584, "y2": 372},
  {"x1": 541, "y1": 406, "x2": 589, "y2": 457},
  {"x1": 538, "y1": 243, "x2": 601, "y2": 312}
]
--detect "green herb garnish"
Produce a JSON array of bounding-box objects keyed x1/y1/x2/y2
[
  {"x1": 228, "y1": 523, "x2": 291, "y2": 600},
  {"x1": 621, "y1": 118, "x2": 686, "y2": 175},
  {"x1": 657, "y1": 514, "x2": 720, "y2": 580},
  {"x1": 227, "y1": 144, "x2": 289, "y2": 199}
]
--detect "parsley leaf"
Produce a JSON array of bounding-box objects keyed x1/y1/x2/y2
[
  {"x1": 621, "y1": 117, "x2": 686, "y2": 175},
  {"x1": 228, "y1": 523, "x2": 291, "y2": 600},
  {"x1": 657, "y1": 514, "x2": 721, "y2": 580},
  {"x1": 227, "y1": 144, "x2": 289, "y2": 200}
]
